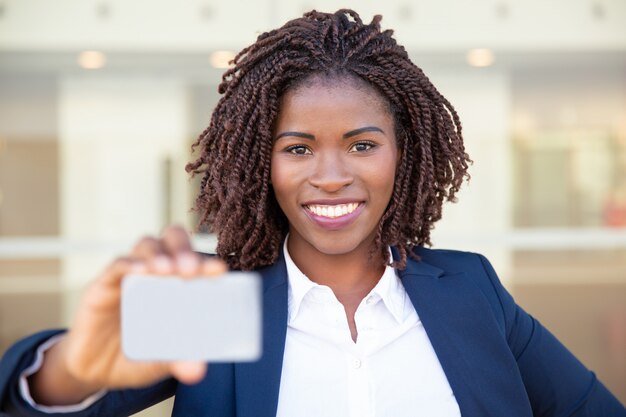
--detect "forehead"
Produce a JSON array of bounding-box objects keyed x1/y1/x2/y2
[
  {"x1": 285, "y1": 75, "x2": 386, "y2": 105},
  {"x1": 277, "y1": 76, "x2": 392, "y2": 121}
]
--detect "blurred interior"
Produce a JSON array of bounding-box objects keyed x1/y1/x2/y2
[{"x1": 0, "y1": 0, "x2": 625, "y2": 415}]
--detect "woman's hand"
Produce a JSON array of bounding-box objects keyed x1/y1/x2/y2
[{"x1": 29, "y1": 225, "x2": 227, "y2": 405}]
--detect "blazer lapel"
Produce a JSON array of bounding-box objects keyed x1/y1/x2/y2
[
  {"x1": 234, "y1": 255, "x2": 289, "y2": 417},
  {"x1": 396, "y1": 249, "x2": 532, "y2": 417},
  {"x1": 233, "y1": 247, "x2": 533, "y2": 417}
]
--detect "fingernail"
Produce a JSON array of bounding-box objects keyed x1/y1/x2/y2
[
  {"x1": 153, "y1": 256, "x2": 172, "y2": 273},
  {"x1": 129, "y1": 262, "x2": 147, "y2": 274},
  {"x1": 177, "y1": 253, "x2": 198, "y2": 274},
  {"x1": 203, "y1": 258, "x2": 227, "y2": 275}
]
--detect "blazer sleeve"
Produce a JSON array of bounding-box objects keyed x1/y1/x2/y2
[
  {"x1": 0, "y1": 330, "x2": 177, "y2": 417},
  {"x1": 476, "y1": 254, "x2": 625, "y2": 417}
]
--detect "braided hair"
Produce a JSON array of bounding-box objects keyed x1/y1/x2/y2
[{"x1": 186, "y1": 9, "x2": 471, "y2": 270}]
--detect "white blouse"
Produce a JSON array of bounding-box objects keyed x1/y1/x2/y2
[{"x1": 276, "y1": 243, "x2": 461, "y2": 417}]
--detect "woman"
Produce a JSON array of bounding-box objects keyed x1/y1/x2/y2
[{"x1": 0, "y1": 9, "x2": 624, "y2": 417}]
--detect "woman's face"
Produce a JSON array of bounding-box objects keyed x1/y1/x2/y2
[{"x1": 271, "y1": 78, "x2": 398, "y2": 259}]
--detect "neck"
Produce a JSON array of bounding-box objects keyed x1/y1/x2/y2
[
  {"x1": 287, "y1": 236, "x2": 386, "y2": 343},
  {"x1": 287, "y1": 237, "x2": 385, "y2": 299}
]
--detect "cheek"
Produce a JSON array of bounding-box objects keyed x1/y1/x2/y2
[
  {"x1": 270, "y1": 155, "x2": 294, "y2": 206},
  {"x1": 374, "y1": 151, "x2": 399, "y2": 198},
  {"x1": 375, "y1": 168, "x2": 397, "y2": 203}
]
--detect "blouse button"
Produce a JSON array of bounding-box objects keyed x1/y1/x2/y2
[{"x1": 352, "y1": 359, "x2": 362, "y2": 369}]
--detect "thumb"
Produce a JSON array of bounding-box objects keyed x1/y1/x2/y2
[{"x1": 168, "y1": 361, "x2": 208, "y2": 385}]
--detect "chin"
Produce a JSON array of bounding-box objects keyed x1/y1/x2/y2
[{"x1": 306, "y1": 232, "x2": 371, "y2": 256}]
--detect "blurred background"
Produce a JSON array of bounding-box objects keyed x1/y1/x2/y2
[{"x1": 0, "y1": 0, "x2": 625, "y2": 414}]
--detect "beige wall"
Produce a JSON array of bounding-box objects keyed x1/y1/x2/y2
[{"x1": 0, "y1": 1, "x2": 625, "y2": 415}]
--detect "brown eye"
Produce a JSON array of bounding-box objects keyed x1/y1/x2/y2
[
  {"x1": 349, "y1": 141, "x2": 375, "y2": 152},
  {"x1": 286, "y1": 145, "x2": 312, "y2": 155}
]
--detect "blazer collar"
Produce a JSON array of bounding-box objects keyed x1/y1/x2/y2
[
  {"x1": 234, "y1": 252, "x2": 289, "y2": 417},
  {"x1": 234, "y1": 247, "x2": 449, "y2": 417},
  {"x1": 391, "y1": 246, "x2": 445, "y2": 278},
  {"x1": 234, "y1": 246, "x2": 531, "y2": 417},
  {"x1": 395, "y1": 248, "x2": 532, "y2": 417}
]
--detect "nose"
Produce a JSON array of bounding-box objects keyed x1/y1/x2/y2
[{"x1": 308, "y1": 151, "x2": 354, "y2": 193}]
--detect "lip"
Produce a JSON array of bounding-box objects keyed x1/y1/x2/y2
[
  {"x1": 302, "y1": 198, "x2": 365, "y2": 206},
  {"x1": 302, "y1": 200, "x2": 365, "y2": 231}
]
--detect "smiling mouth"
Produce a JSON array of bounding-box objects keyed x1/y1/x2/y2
[{"x1": 304, "y1": 202, "x2": 362, "y2": 218}]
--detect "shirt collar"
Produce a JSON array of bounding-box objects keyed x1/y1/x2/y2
[
  {"x1": 283, "y1": 237, "x2": 406, "y2": 324},
  {"x1": 283, "y1": 237, "x2": 320, "y2": 323},
  {"x1": 368, "y1": 255, "x2": 406, "y2": 323}
]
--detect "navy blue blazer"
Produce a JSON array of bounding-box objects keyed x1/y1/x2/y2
[{"x1": 1, "y1": 248, "x2": 624, "y2": 417}]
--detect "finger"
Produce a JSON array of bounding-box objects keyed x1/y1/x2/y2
[
  {"x1": 201, "y1": 257, "x2": 228, "y2": 277},
  {"x1": 175, "y1": 252, "x2": 201, "y2": 278},
  {"x1": 131, "y1": 236, "x2": 169, "y2": 259},
  {"x1": 131, "y1": 236, "x2": 173, "y2": 274},
  {"x1": 160, "y1": 225, "x2": 203, "y2": 278},
  {"x1": 161, "y1": 225, "x2": 194, "y2": 255},
  {"x1": 99, "y1": 257, "x2": 147, "y2": 288},
  {"x1": 168, "y1": 361, "x2": 207, "y2": 385}
]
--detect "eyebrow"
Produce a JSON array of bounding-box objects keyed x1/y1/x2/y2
[
  {"x1": 343, "y1": 126, "x2": 384, "y2": 138},
  {"x1": 274, "y1": 131, "x2": 315, "y2": 141},
  {"x1": 274, "y1": 126, "x2": 384, "y2": 141}
]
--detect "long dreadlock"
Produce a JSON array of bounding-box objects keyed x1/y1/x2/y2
[{"x1": 186, "y1": 9, "x2": 471, "y2": 270}]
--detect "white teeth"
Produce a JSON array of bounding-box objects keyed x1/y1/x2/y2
[{"x1": 306, "y1": 203, "x2": 360, "y2": 218}]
